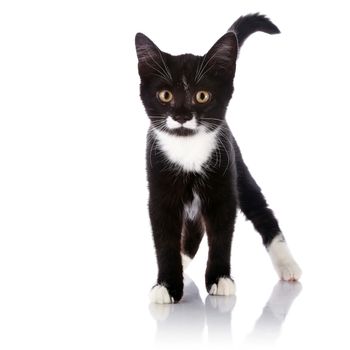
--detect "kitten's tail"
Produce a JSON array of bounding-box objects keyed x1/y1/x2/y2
[{"x1": 228, "y1": 13, "x2": 280, "y2": 47}]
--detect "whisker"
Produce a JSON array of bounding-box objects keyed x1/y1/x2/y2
[
  {"x1": 195, "y1": 51, "x2": 219, "y2": 84},
  {"x1": 150, "y1": 49, "x2": 173, "y2": 82},
  {"x1": 217, "y1": 137, "x2": 230, "y2": 175},
  {"x1": 200, "y1": 121, "x2": 217, "y2": 132},
  {"x1": 144, "y1": 56, "x2": 171, "y2": 83},
  {"x1": 195, "y1": 54, "x2": 211, "y2": 83},
  {"x1": 195, "y1": 54, "x2": 207, "y2": 82},
  {"x1": 147, "y1": 49, "x2": 172, "y2": 83},
  {"x1": 145, "y1": 62, "x2": 171, "y2": 82},
  {"x1": 149, "y1": 117, "x2": 165, "y2": 121},
  {"x1": 157, "y1": 49, "x2": 173, "y2": 82},
  {"x1": 149, "y1": 134, "x2": 158, "y2": 168},
  {"x1": 196, "y1": 63, "x2": 216, "y2": 84},
  {"x1": 201, "y1": 117, "x2": 225, "y2": 122}
]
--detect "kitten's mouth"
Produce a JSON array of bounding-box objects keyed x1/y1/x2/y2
[{"x1": 167, "y1": 126, "x2": 198, "y2": 137}]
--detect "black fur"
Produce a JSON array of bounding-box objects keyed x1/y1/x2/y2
[
  {"x1": 228, "y1": 13, "x2": 280, "y2": 47},
  {"x1": 136, "y1": 14, "x2": 282, "y2": 302}
]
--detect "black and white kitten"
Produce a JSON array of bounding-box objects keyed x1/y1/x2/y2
[{"x1": 135, "y1": 14, "x2": 301, "y2": 304}]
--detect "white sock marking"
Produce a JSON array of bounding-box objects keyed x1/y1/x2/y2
[
  {"x1": 268, "y1": 234, "x2": 302, "y2": 281},
  {"x1": 209, "y1": 277, "x2": 235, "y2": 296},
  {"x1": 149, "y1": 285, "x2": 174, "y2": 304}
]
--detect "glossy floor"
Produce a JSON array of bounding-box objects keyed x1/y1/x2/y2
[{"x1": 150, "y1": 276, "x2": 302, "y2": 349}]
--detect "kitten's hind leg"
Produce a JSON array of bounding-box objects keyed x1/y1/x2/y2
[
  {"x1": 234, "y1": 140, "x2": 302, "y2": 281},
  {"x1": 181, "y1": 216, "x2": 205, "y2": 270}
]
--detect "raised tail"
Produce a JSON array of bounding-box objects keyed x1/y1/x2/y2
[{"x1": 228, "y1": 13, "x2": 280, "y2": 47}]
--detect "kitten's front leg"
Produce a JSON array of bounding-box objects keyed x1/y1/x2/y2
[
  {"x1": 148, "y1": 197, "x2": 184, "y2": 304},
  {"x1": 203, "y1": 196, "x2": 237, "y2": 296}
]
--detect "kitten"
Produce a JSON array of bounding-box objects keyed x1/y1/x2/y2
[{"x1": 135, "y1": 13, "x2": 302, "y2": 304}]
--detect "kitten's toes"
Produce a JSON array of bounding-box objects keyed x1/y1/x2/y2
[
  {"x1": 209, "y1": 277, "x2": 236, "y2": 296},
  {"x1": 274, "y1": 260, "x2": 302, "y2": 281},
  {"x1": 149, "y1": 285, "x2": 174, "y2": 304},
  {"x1": 268, "y1": 235, "x2": 302, "y2": 281}
]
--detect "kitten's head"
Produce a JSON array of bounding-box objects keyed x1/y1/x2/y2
[{"x1": 135, "y1": 32, "x2": 238, "y2": 136}]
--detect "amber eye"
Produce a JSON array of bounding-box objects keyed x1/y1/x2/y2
[
  {"x1": 195, "y1": 91, "x2": 211, "y2": 104},
  {"x1": 158, "y1": 90, "x2": 173, "y2": 103}
]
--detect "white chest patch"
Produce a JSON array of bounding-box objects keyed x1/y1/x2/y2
[{"x1": 154, "y1": 127, "x2": 219, "y2": 172}]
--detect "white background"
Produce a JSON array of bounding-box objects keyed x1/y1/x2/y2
[{"x1": 1, "y1": 0, "x2": 349, "y2": 349}]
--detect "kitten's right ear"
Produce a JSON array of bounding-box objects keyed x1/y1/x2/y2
[
  {"x1": 205, "y1": 32, "x2": 238, "y2": 76},
  {"x1": 135, "y1": 33, "x2": 165, "y2": 78}
]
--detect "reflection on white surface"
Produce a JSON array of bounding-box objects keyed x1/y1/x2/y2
[
  {"x1": 149, "y1": 276, "x2": 302, "y2": 347},
  {"x1": 246, "y1": 280, "x2": 302, "y2": 345},
  {"x1": 149, "y1": 275, "x2": 206, "y2": 345},
  {"x1": 205, "y1": 294, "x2": 236, "y2": 345}
]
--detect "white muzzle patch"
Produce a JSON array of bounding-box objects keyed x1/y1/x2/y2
[{"x1": 166, "y1": 116, "x2": 198, "y2": 130}]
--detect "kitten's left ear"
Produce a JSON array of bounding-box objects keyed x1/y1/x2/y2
[
  {"x1": 202, "y1": 32, "x2": 238, "y2": 78},
  {"x1": 135, "y1": 33, "x2": 170, "y2": 80},
  {"x1": 135, "y1": 32, "x2": 159, "y2": 62}
]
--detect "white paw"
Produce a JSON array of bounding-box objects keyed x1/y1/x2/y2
[
  {"x1": 274, "y1": 260, "x2": 302, "y2": 281},
  {"x1": 149, "y1": 285, "x2": 174, "y2": 304},
  {"x1": 268, "y1": 234, "x2": 302, "y2": 281},
  {"x1": 181, "y1": 253, "x2": 192, "y2": 270},
  {"x1": 209, "y1": 277, "x2": 235, "y2": 296}
]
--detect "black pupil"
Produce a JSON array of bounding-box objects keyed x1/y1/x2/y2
[
  {"x1": 164, "y1": 91, "x2": 170, "y2": 100},
  {"x1": 200, "y1": 92, "x2": 205, "y2": 100}
]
